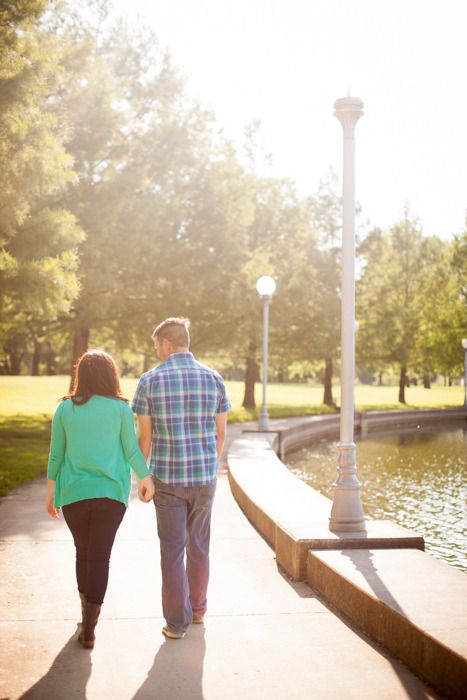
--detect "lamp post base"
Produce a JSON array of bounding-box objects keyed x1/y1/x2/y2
[
  {"x1": 329, "y1": 487, "x2": 366, "y2": 531},
  {"x1": 258, "y1": 405, "x2": 269, "y2": 431},
  {"x1": 329, "y1": 441, "x2": 366, "y2": 532},
  {"x1": 329, "y1": 517, "x2": 366, "y2": 532}
]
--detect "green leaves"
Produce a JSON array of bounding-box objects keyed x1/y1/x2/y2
[
  {"x1": 0, "y1": 0, "x2": 465, "y2": 387},
  {"x1": 357, "y1": 216, "x2": 467, "y2": 395},
  {"x1": 0, "y1": 0, "x2": 83, "y2": 370}
]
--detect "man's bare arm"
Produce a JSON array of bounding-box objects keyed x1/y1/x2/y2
[
  {"x1": 137, "y1": 415, "x2": 153, "y2": 461},
  {"x1": 216, "y1": 412, "x2": 227, "y2": 460}
]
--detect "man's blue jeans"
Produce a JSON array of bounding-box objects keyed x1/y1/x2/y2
[{"x1": 154, "y1": 477, "x2": 217, "y2": 634}]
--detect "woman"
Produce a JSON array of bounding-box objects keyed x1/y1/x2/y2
[{"x1": 46, "y1": 350, "x2": 154, "y2": 649}]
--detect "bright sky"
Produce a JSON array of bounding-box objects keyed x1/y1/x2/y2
[{"x1": 113, "y1": 0, "x2": 467, "y2": 239}]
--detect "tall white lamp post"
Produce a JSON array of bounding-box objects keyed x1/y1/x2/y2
[
  {"x1": 256, "y1": 275, "x2": 276, "y2": 430},
  {"x1": 329, "y1": 96, "x2": 366, "y2": 532},
  {"x1": 462, "y1": 339, "x2": 467, "y2": 407}
]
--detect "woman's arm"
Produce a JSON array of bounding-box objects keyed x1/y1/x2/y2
[
  {"x1": 47, "y1": 403, "x2": 66, "y2": 480},
  {"x1": 46, "y1": 480, "x2": 60, "y2": 519},
  {"x1": 46, "y1": 404, "x2": 65, "y2": 518}
]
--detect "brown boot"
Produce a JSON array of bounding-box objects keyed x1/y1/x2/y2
[
  {"x1": 78, "y1": 591, "x2": 86, "y2": 644},
  {"x1": 80, "y1": 601, "x2": 101, "y2": 649},
  {"x1": 78, "y1": 591, "x2": 86, "y2": 632}
]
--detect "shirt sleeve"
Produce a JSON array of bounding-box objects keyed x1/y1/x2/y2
[
  {"x1": 120, "y1": 403, "x2": 150, "y2": 479},
  {"x1": 131, "y1": 376, "x2": 151, "y2": 416},
  {"x1": 216, "y1": 377, "x2": 232, "y2": 413},
  {"x1": 47, "y1": 403, "x2": 66, "y2": 480}
]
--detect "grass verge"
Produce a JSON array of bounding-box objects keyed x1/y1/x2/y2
[
  {"x1": 228, "y1": 404, "x2": 338, "y2": 423},
  {"x1": 0, "y1": 377, "x2": 464, "y2": 497},
  {"x1": 0, "y1": 415, "x2": 51, "y2": 497}
]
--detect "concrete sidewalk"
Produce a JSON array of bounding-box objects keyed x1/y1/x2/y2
[{"x1": 0, "y1": 467, "x2": 441, "y2": 699}]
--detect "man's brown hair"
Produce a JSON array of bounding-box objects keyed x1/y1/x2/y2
[{"x1": 152, "y1": 317, "x2": 190, "y2": 348}]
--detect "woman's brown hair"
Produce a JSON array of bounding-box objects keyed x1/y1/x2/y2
[{"x1": 64, "y1": 350, "x2": 128, "y2": 405}]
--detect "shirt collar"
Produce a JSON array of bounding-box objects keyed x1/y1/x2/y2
[{"x1": 164, "y1": 352, "x2": 195, "y2": 365}]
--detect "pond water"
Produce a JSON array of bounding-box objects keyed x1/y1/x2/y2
[{"x1": 286, "y1": 423, "x2": 467, "y2": 573}]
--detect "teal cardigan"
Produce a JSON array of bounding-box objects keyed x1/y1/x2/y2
[{"x1": 47, "y1": 396, "x2": 150, "y2": 508}]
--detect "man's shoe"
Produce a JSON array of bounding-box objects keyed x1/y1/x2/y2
[
  {"x1": 192, "y1": 613, "x2": 205, "y2": 624},
  {"x1": 162, "y1": 625, "x2": 186, "y2": 639}
]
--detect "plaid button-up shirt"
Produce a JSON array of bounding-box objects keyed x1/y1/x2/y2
[{"x1": 131, "y1": 352, "x2": 231, "y2": 486}]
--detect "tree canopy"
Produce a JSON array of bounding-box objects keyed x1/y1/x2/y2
[
  {"x1": 0, "y1": 0, "x2": 83, "y2": 373},
  {"x1": 0, "y1": 0, "x2": 465, "y2": 407}
]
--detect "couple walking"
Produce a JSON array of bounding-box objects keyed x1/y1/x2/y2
[{"x1": 46, "y1": 317, "x2": 231, "y2": 648}]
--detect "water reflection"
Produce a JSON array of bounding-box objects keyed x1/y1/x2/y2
[{"x1": 287, "y1": 423, "x2": 467, "y2": 573}]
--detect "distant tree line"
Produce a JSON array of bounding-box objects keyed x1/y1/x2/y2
[{"x1": 1, "y1": 0, "x2": 466, "y2": 406}]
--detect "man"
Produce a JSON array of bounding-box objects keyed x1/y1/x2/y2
[{"x1": 132, "y1": 317, "x2": 231, "y2": 639}]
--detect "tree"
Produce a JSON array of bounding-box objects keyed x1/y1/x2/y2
[
  {"x1": 451, "y1": 229, "x2": 467, "y2": 309},
  {"x1": 41, "y1": 4, "x2": 257, "y2": 377},
  {"x1": 357, "y1": 214, "x2": 444, "y2": 403},
  {"x1": 417, "y1": 233, "x2": 467, "y2": 384},
  {"x1": 298, "y1": 173, "x2": 342, "y2": 406},
  {"x1": 0, "y1": 0, "x2": 84, "y2": 373},
  {"x1": 227, "y1": 174, "x2": 319, "y2": 409},
  {"x1": 356, "y1": 227, "x2": 388, "y2": 383}
]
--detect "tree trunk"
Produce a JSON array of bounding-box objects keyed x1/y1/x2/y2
[
  {"x1": 277, "y1": 367, "x2": 285, "y2": 382},
  {"x1": 242, "y1": 342, "x2": 259, "y2": 409},
  {"x1": 9, "y1": 352, "x2": 23, "y2": 375},
  {"x1": 45, "y1": 343, "x2": 56, "y2": 375},
  {"x1": 378, "y1": 371, "x2": 383, "y2": 386},
  {"x1": 31, "y1": 341, "x2": 41, "y2": 376},
  {"x1": 323, "y1": 357, "x2": 334, "y2": 406},
  {"x1": 71, "y1": 325, "x2": 89, "y2": 367},
  {"x1": 398, "y1": 365, "x2": 407, "y2": 403},
  {"x1": 143, "y1": 353, "x2": 152, "y2": 373},
  {"x1": 70, "y1": 324, "x2": 90, "y2": 388},
  {"x1": 422, "y1": 373, "x2": 431, "y2": 389}
]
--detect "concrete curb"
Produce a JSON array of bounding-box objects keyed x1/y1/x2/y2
[
  {"x1": 227, "y1": 409, "x2": 467, "y2": 699},
  {"x1": 307, "y1": 549, "x2": 467, "y2": 700}
]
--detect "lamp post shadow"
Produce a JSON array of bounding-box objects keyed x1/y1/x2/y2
[{"x1": 341, "y1": 549, "x2": 434, "y2": 700}]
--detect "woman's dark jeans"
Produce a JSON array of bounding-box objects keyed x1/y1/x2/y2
[{"x1": 62, "y1": 498, "x2": 126, "y2": 604}]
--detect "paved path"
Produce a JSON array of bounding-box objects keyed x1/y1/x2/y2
[{"x1": 0, "y1": 423, "x2": 441, "y2": 699}]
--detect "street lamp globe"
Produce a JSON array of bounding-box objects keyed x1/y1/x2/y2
[{"x1": 256, "y1": 275, "x2": 276, "y2": 298}]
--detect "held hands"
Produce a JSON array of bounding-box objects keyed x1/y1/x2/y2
[{"x1": 138, "y1": 475, "x2": 155, "y2": 503}]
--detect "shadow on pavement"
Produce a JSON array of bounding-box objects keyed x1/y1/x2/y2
[
  {"x1": 0, "y1": 476, "x2": 69, "y2": 541},
  {"x1": 341, "y1": 549, "x2": 434, "y2": 700},
  {"x1": 19, "y1": 627, "x2": 91, "y2": 699},
  {"x1": 276, "y1": 564, "x2": 317, "y2": 598},
  {"x1": 277, "y1": 550, "x2": 436, "y2": 699},
  {"x1": 132, "y1": 626, "x2": 206, "y2": 700}
]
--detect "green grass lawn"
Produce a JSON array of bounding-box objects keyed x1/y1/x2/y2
[
  {"x1": 0, "y1": 415, "x2": 51, "y2": 496},
  {"x1": 0, "y1": 375, "x2": 463, "y2": 417},
  {"x1": 0, "y1": 375, "x2": 463, "y2": 497}
]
